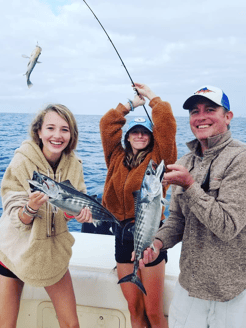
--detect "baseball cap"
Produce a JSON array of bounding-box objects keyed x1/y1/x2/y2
[
  {"x1": 126, "y1": 117, "x2": 153, "y2": 134},
  {"x1": 183, "y1": 86, "x2": 230, "y2": 111}
]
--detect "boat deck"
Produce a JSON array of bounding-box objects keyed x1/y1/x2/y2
[{"x1": 18, "y1": 232, "x2": 181, "y2": 327}]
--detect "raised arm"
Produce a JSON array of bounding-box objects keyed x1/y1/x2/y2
[{"x1": 133, "y1": 83, "x2": 177, "y2": 167}]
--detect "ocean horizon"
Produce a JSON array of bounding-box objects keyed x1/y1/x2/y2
[{"x1": 1, "y1": 113, "x2": 246, "y2": 232}]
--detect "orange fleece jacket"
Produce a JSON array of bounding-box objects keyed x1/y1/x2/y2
[{"x1": 100, "y1": 97, "x2": 177, "y2": 222}]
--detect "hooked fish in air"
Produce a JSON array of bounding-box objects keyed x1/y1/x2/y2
[
  {"x1": 118, "y1": 159, "x2": 167, "y2": 295},
  {"x1": 22, "y1": 44, "x2": 42, "y2": 88},
  {"x1": 28, "y1": 171, "x2": 121, "y2": 227}
]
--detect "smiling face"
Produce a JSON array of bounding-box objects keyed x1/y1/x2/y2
[
  {"x1": 38, "y1": 111, "x2": 71, "y2": 164},
  {"x1": 189, "y1": 99, "x2": 233, "y2": 152},
  {"x1": 127, "y1": 126, "x2": 151, "y2": 155}
]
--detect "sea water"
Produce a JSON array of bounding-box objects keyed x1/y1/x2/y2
[{"x1": 0, "y1": 113, "x2": 246, "y2": 232}]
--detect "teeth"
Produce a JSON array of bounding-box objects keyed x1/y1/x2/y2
[
  {"x1": 50, "y1": 141, "x2": 62, "y2": 145},
  {"x1": 197, "y1": 125, "x2": 210, "y2": 129}
]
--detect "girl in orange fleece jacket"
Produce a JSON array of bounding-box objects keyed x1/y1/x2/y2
[{"x1": 100, "y1": 83, "x2": 177, "y2": 328}]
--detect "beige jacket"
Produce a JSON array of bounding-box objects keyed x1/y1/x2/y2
[{"x1": 0, "y1": 140, "x2": 86, "y2": 287}]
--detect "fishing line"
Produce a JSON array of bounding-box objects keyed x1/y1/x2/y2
[{"x1": 83, "y1": 0, "x2": 153, "y2": 125}]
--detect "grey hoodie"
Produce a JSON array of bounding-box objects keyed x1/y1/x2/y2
[{"x1": 156, "y1": 131, "x2": 246, "y2": 302}]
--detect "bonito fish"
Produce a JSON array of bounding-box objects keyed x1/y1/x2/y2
[
  {"x1": 118, "y1": 159, "x2": 166, "y2": 295},
  {"x1": 28, "y1": 171, "x2": 121, "y2": 227},
  {"x1": 22, "y1": 44, "x2": 42, "y2": 88}
]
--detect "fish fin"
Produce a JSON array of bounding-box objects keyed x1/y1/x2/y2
[
  {"x1": 60, "y1": 180, "x2": 76, "y2": 189},
  {"x1": 93, "y1": 212, "x2": 121, "y2": 227},
  {"x1": 118, "y1": 274, "x2": 147, "y2": 295},
  {"x1": 60, "y1": 192, "x2": 73, "y2": 200},
  {"x1": 149, "y1": 242, "x2": 157, "y2": 253},
  {"x1": 92, "y1": 221, "x2": 98, "y2": 227},
  {"x1": 37, "y1": 61, "x2": 42, "y2": 63},
  {"x1": 27, "y1": 80, "x2": 33, "y2": 88},
  {"x1": 140, "y1": 195, "x2": 151, "y2": 203},
  {"x1": 22, "y1": 54, "x2": 30, "y2": 58},
  {"x1": 161, "y1": 198, "x2": 169, "y2": 206}
]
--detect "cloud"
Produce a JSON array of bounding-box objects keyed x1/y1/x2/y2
[{"x1": 0, "y1": 0, "x2": 245, "y2": 116}]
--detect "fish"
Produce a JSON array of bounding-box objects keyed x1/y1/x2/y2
[
  {"x1": 118, "y1": 159, "x2": 166, "y2": 295},
  {"x1": 22, "y1": 44, "x2": 42, "y2": 88},
  {"x1": 27, "y1": 171, "x2": 121, "y2": 227},
  {"x1": 195, "y1": 87, "x2": 214, "y2": 95}
]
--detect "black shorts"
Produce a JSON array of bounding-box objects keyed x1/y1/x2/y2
[
  {"x1": 115, "y1": 237, "x2": 167, "y2": 267},
  {"x1": 0, "y1": 264, "x2": 18, "y2": 279},
  {"x1": 115, "y1": 218, "x2": 167, "y2": 268}
]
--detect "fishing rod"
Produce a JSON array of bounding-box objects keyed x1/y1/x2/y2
[{"x1": 83, "y1": 0, "x2": 153, "y2": 125}]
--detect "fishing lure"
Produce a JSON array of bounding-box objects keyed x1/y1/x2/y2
[{"x1": 83, "y1": 0, "x2": 153, "y2": 125}]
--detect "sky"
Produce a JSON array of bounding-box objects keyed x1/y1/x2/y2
[{"x1": 1, "y1": 0, "x2": 246, "y2": 117}]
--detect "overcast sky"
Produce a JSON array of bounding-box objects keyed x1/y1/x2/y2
[{"x1": 1, "y1": 0, "x2": 245, "y2": 117}]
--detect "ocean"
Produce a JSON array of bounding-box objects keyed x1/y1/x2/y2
[{"x1": 0, "y1": 113, "x2": 246, "y2": 232}]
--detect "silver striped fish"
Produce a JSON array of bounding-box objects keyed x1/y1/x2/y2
[
  {"x1": 118, "y1": 159, "x2": 166, "y2": 295},
  {"x1": 28, "y1": 171, "x2": 121, "y2": 227},
  {"x1": 22, "y1": 44, "x2": 42, "y2": 88}
]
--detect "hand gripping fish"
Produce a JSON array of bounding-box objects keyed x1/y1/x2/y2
[
  {"x1": 118, "y1": 159, "x2": 167, "y2": 295},
  {"x1": 22, "y1": 44, "x2": 42, "y2": 88},
  {"x1": 28, "y1": 171, "x2": 121, "y2": 227}
]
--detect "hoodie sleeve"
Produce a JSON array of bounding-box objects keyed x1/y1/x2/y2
[
  {"x1": 150, "y1": 97, "x2": 177, "y2": 166},
  {"x1": 1, "y1": 164, "x2": 32, "y2": 231},
  {"x1": 100, "y1": 104, "x2": 129, "y2": 168}
]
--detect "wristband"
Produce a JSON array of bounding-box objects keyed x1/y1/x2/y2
[
  {"x1": 23, "y1": 205, "x2": 36, "y2": 218},
  {"x1": 128, "y1": 99, "x2": 134, "y2": 111},
  {"x1": 20, "y1": 206, "x2": 35, "y2": 225},
  {"x1": 26, "y1": 203, "x2": 38, "y2": 214},
  {"x1": 64, "y1": 212, "x2": 74, "y2": 220}
]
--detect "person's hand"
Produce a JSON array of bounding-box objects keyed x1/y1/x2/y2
[
  {"x1": 75, "y1": 206, "x2": 93, "y2": 223},
  {"x1": 28, "y1": 191, "x2": 49, "y2": 210},
  {"x1": 162, "y1": 164, "x2": 195, "y2": 190},
  {"x1": 132, "y1": 239, "x2": 163, "y2": 269},
  {"x1": 133, "y1": 83, "x2": 157, "y2": 101},
  {"x1": 125, "y1": 94, "x2": 145, "y2": 111},
  {"x1": 132, "y1": 94, "x2": 146, "y2": 108}
]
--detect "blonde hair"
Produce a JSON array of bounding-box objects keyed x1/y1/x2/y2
[{"x1": 30, "y1": 104, "x2": 78, "y2": 154}]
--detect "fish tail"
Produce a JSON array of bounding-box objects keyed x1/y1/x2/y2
[
  {"x1": 27, "y1": 79, "x2": 33, "y2": 88},
  {"x1": 118, "y1": 274, "x2": 147, "y2": 295}
]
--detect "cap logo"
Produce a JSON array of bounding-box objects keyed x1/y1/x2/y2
[
  {"x1": 134, "y1": 118, "x2": 146, "y2": 123},
  {"x1": 195, "y1": 87, "x2": 215, "y2": 95}
]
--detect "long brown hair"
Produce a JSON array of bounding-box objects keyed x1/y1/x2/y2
[{"x1": 123, "y1": 130, "x2": 154, "y2": 170}]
